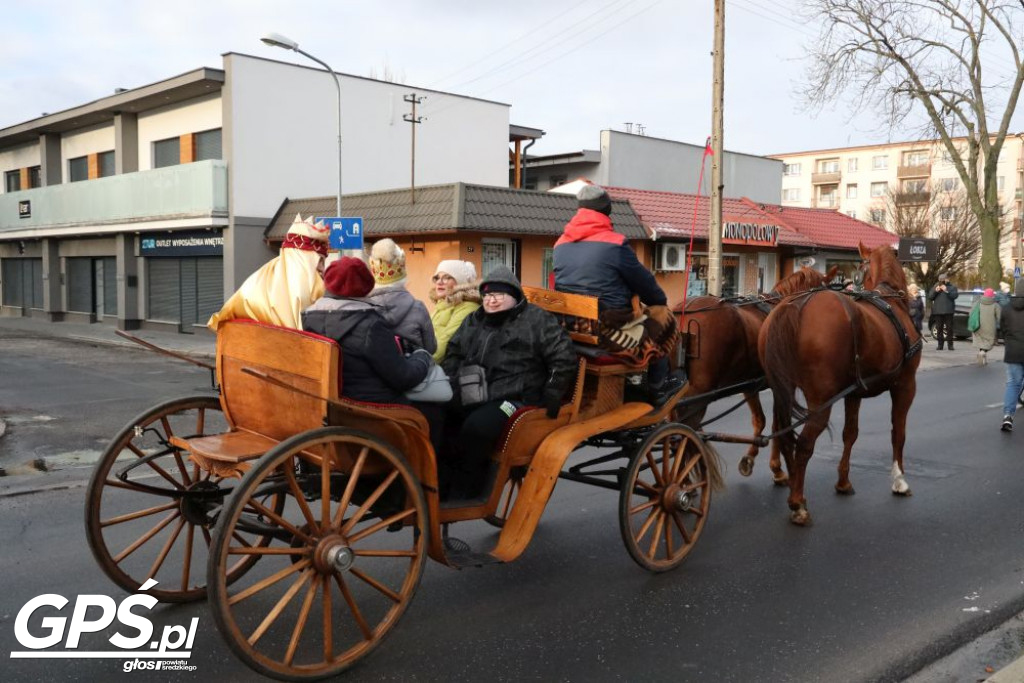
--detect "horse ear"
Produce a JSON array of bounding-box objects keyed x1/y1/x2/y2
[
  {"x1": 858, "y1": 241, "x2": 870, "y2": 259},
  {"x1": 826, "y1": 265, "x2": 839, "y2": 281}
]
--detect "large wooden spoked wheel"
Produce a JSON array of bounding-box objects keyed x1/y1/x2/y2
[
  {"x1": 207, "y1": 427, "x2": 428, "y2": 681},
  {"x1": 85, "y1": 395, "x2": 281, "y2": 602},
  {"x1": 618, "y1": 423, "x2": 712, "y2": 572}
]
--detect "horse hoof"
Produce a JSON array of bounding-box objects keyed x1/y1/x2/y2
[
  {"x1": 789, "y1": 508, "x2": 812, "y2": 526},
  {"x1": 892, "y1": 487, "x2": 913, "y2": 497},
  {"x1": 772, "y1": 474, "x2": 789, "y2": 487},
  {"x1": 738, "y1": 457, "x2": 753, "y2": 477},
  {"x1": 835, "y1": 483, "x2": 855, "y2": 495}
]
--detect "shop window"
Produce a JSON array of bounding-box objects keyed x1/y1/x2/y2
[{"x1": 154, "y1": 137, "x2": 181, "y2": 168}]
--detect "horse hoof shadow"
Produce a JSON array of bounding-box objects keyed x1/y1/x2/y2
[{"x1": 835, "y1": 484, "x2": 856, "y2": 495}]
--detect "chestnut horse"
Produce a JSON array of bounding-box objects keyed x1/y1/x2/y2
[
  {"x1": 758, "y1": 243, "x2": 922, "y2": 525},
  {"x1": 675, "y1": 266, "x2": 836, "y2": 483}
]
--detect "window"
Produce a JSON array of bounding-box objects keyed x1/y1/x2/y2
[
  {"x1": 818, "y1": 189, "x2": 837, "y2": 207},
  {"x1": 872, "y1": 155, "x2": 888, "y2": 170},
  {"x1": 541, "y1": 248, "x2": 554, "y2": 289},
  {"x1": 783, "y1": 163, "x2": 802, "y2": 176},
  {"x1": 68, "y1": 156, "x2": 89, "y2": 182},
  {"x1": 903, "y1": 150, "x2": 929, "y2": 166},
  {"x1": 941, "y1": 150, "x2": 955, "y2": 163},
  {"x1": 846, "y1": 184, "x2": 858, "y2": 199},
  {"x1": 902, "y1": 179, "x2": 927, "y2": 193},
  {"x1": 847, "y1": 210, "x2": 857, "y2": 219},
  {"x1": 98, "y1": 151, "x2": 115, "y2": 178},
  {"x1": 939, "y1": 207, "x2": 957, "y2": 222},
  {"x1": 817, "y1": 158, "x2": 840, "y2": 173},
  {"x1": 194, "y1": 129, "x2": 222, "y2": 161},
  {"x1": 847, "y1": 158, "x2": 859, "y2": 172},
  {"x1": 548, "y1": 174, "x2": 568, "y2": 189},
  {"x1": 523, "y1": 178, "x2": 538, "y2": 190},
  {"x1": 4, "y1": 170, "x2": 20, "y2": 192},
  {"x1": 939, "y1": 177, "x2": 958, "y2": 192},
  {"x1": 782, "y1": 188, "x2": 800, "y2": 202},
  {"x1": 28, "y1": 166, "x2": 41, "y2": 188},
  {"x1": 153, "y1": 137, "x2": 181, "y2": 168},
  {"x1": 870, "y1": 181, "x2": 888, "y2": 197},
  {"x1": 997, "y1": 176, "x2": 1005, "y2": 191},
  {"x1": 870, "y1": 209, "x2": 886, "y2": 226}
]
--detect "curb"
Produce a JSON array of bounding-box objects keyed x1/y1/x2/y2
[{"x1": 988, "y1": 657, "x2": 1024, "y2": 682}]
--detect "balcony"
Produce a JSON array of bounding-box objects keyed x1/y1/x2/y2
[
  {"x1": 0, "y1": 160, "x2": 228, "y2": 233},
  {"x1": 811, "y1": 171, "x2": 841, "y2": 185},
  {"x1": 897, "y1": 163, "x2": 932, "y2": 179},
  {"x1": 894, "y1": 191, "x2": 932, "y2": 206}
]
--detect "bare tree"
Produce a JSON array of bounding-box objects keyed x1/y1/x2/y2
[{"x1": 802, "y1": 0, "x2": 1024, "y2": 286}]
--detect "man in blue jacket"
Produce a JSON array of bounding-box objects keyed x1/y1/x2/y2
[{"x1": 554, "y1": 184, "x2": 680, "y2": 402}]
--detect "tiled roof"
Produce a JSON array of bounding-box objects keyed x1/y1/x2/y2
[
  {"x1": 748, "y1": 200, "x2": 897, "y2": 251},
  {"x1": 266, "y1": 183, "x2": 647, "y2": 241}
]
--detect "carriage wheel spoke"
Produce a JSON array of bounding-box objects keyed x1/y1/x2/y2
[
  {"x1": 341, "y1": 469, "x2": 400, "y2": 535},
  {"x1": 350, "y1": 566, "x2": 402, "y2": 603},
  {"x1": 664, "y1": 517, "x2": 674, "y2": 558},
  {"x1": 247, "y1": 497, "x2": 314, "y2": 545},
  {"x1": 284, "y1": 573, "x2": 320, "y2": 666},
  {"x1": 195, "y1": 407, "x2": 206, "y2": 435},
  {"x1": 113, "y1": 511, "x2": 178, "y2": 563},
  {"x1": 629, "y1": 498, "x2": 659, "y2": 515},
  {"x1": 634, "y1": 478, "x2": 658, "y2": 496},
  {"x1": 633, "y1": 505, "x2": 660, "y2": 544},
  {"x1": 679, "y1": 479, "x2": 707, "y2": 495},
  {"x1": 101, "y1": 501, "x2": 178, "y2": 527},
  {"x1": 160, "y1": 416, "x2": 194, "y2": 486},
  {"x1": 147, "y1": 517, "x2": 186, "y2": 579},
  {"x1": 229, "y1": 560, "x2": 311, "y2": 606},
  {"x1": 284, "y1": 464, "x2": 318, "y2": 533},
  {"x1": 332, "y1": 447, "x2": 369, "y2": 530},
  {"x1": 674, "y1": 453, "x2": 701, "y2": 485},
  {"x1": 229, "y1": 546, "x2": 311, "y2": 556},
  {"x1": 181, "y1": 524, "x2": 195, "y2": 591},
  {"x1": 647, "y1": 511, "x2": 666, "y2": 559},
  {"x1": 334, "y1": 573, "x2": 374, "y2": 641},
  {"x1": 669, "y1": 437, "x2": 689, "y2": 481},
  {"x1": 320, "y1": 454, "x2": 333, "y2": 533},
  {"x1": 660, "y1": 438, "x2": 671, "y2": 486},
  {"x1": 248, "y1": 570, "x2": 313, "y2": 646},
  {"x1": 671, "y1": 509, "x2": 693, "y2": 544},
  {"x1": 322, "y1": 575, "x2": 333, "y2": 662},
  {"x1": 644, "y1": 451, "x2": 665, "y2": 488},
  {"x1": 126, "y1": 443, "x2": 185, "y2": 491},
  {"x1": 348, "y1": 507, "x2": 416, "y2": 545}
]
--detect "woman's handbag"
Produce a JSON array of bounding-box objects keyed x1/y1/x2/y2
[
  {"x1": 456, "y1": 364, "x2": 489, "y2": 406},
  {"x1": 405, "y1": 362, "x2": 453, "y2": 403}
]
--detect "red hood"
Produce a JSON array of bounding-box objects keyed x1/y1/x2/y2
[{"x1": 555, "y1": 209, "x2": 627, "y2": 246}]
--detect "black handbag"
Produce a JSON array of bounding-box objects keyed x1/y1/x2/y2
[{"x1": 457, "y1": 364, "x2": 489, "y2": 406}]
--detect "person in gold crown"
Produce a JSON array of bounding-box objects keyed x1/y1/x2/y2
[
  {"x1": 207, "y1": 213, "x2": 329, "y2": 330},
  {"x1": 364, "y1": 238, "x2": 436, "y2": 354}
]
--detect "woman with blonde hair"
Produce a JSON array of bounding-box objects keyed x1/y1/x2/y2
[{"x1": 429, "y1": 260, "x2": 481, "y2": 362}]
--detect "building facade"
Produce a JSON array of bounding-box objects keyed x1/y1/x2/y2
[
  {"x1": 770, "y1": 135, "x2": 1024, "y2": 271},
  {"x1": 0, "y1": 53, "x2": 512, "y2": 332},
  {"x1": 520, "y1": 130, "x2": 783, "y2": 205}
]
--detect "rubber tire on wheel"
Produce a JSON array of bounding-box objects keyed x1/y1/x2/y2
[
  {"x1": 85, "y1": 395, "x2": 279, "y2": 603},
  {"x1": 619, "y1": 423, "x2": 713, "y2": 572},
  {"x1": 207, "y1": 427, "x2": 428, "y2": 681}
]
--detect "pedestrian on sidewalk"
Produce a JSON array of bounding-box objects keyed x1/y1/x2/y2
[
  {"x1": 929, "y1": 273, "x2": 959, "y2": 350},
  {"x1": 999, "y1": 279, "x2": 1024, "y2": 432},
  {"x1": 907, "y1": 284, "x2": 924, "y2": 333},
  {"x1": 971, "y1": 288, "x2": 1001, "y2": 365}
]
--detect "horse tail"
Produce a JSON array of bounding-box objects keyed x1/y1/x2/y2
[{"x1": 763, "y1": 299, "x2": 804, "y2": 454}]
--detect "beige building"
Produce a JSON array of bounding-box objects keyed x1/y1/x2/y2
[{"x1": 769, "y1": 135, "x2": 1024, "y2": 272}]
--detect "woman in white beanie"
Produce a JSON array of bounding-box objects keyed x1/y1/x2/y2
[
  {"x1": 429, "y1": 259, "x2": 481, "y2": 362},
  {"x1": 366, "y1": 238, "x2": 437, "y2": 354}
]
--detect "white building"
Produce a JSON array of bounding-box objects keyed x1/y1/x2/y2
[
  {"x1": 770, "y1": 135, "x2": 1024, "y2": 270},
  {"x1": 521, "y1": 129, "x2": 783, "y2": 205},
  {"x1": 0, "y1": 53, "x2": 513, "y2": 332}
]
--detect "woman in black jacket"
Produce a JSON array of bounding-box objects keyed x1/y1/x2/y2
[
  {"x1": 907, "y1": 284, "x2": 924, "y2": 333},
  {"x1": 442, "y1": 266, "x2": 576, "y2": 499}
]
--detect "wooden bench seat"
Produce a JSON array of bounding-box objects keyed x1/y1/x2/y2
[{"x1": 170, "y1": 430, "x2": 279, "y2": 479}]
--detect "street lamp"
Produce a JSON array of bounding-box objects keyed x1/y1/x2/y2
[{"x1": 261, "y1": 32, "x2": 342, "y2": 219}]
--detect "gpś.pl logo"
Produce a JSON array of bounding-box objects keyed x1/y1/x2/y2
[{"x1": 9, "y1": 579, "x2": 198, "y2": 672}]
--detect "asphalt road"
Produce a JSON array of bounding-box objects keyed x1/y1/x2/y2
[{"x1": 1, "y1": 336, "x2": 1023, "y2": 682}]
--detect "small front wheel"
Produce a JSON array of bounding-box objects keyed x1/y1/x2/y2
[
  {"x1": 208, "y1": 427, "x2": 428, "y2": 681},
  {"x1": 619, "y1": 423, "x2": 713, "y2": 572}
]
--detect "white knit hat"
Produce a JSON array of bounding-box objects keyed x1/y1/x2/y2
[{"x1": 434, "y1": 260, "x2": 477, "y2": 285}]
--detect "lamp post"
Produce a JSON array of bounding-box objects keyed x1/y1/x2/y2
[{"x1": 261, "y1": 32, "x2": 342, "y2": 219}]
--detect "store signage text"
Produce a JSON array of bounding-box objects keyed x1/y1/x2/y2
[
  {"x1": 140, "y1": 230, "x2": 223, "y2": 257},
  {"x1": 722, "y1": 222, "x2": 780, "y2": 246}
]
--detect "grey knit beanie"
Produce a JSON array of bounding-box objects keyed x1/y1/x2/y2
[{"x1": 577, "y1": 184, "x2": 612, "y2": 215}]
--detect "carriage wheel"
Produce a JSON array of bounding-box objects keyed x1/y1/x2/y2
[
  {"x1": 208, "y1": 427, "x2": 428, "y2": 681},
  {"x1": 484, "y1": 466, "x2": 526, "y2": 528},
  {"x1": 618, "y1": 423, "x2": 713, "y2": 572},
  {"x1": 85, "y1": 395, "x2": 282, "y2": 602}
]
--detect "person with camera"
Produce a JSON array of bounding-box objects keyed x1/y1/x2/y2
[
  {"x1": 928, "y1": 273, "x2": 959, "y2": 351},
  {"x1": 441, "y1": 266, "x2": 576, "y2": 499}
]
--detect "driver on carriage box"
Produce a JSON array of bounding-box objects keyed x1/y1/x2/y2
[{"x1": 553, "y1": 184, "x2": 681, "y2": 402}]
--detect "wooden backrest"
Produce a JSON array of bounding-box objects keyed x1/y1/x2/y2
[
  {"x1": 217, "y1": 320, "x2": 339, "y2": 441},
  {"x1": 522, "y1": 286, "x2": 600, "y2": 345}
]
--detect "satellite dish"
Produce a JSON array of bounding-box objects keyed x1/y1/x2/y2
[{"x1": 798, "y1": 257, "x2": 816, "y2": 268}]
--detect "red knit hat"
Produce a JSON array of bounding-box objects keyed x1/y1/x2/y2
[{"x1": 324, "y1": 257, "x2": 374, "y2": 298}]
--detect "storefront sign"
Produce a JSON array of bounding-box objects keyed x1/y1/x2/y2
[
  {"x1": 140, "y1": 230, "x2": 224, "y2": 257},
  {"x1": 18, "y1": 200, "x2": 30, "y2": 218},
  {"x1": 897, "y1": 237, "x2": 937, "y2": 262},
  {"x1": 722, "y1": 222, "x2": 780, "y2": 247}
]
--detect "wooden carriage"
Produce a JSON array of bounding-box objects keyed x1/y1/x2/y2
[{"x1": 85, "y1": 293, "x2": 718, "y2": 680}]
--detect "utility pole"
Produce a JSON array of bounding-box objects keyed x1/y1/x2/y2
[
  {"x1": 403, "y1": 93, "x2": 425, "y2": 204},
  {"x1": 708, "y1": 0, "x2": 725, "y2": 296}
]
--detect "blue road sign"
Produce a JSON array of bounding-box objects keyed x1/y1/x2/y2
[{"x1": 319, "y1": 217, "x2": 365, "y2": 250}]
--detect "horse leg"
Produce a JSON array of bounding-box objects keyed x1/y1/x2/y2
[
  {"x1": 889, "y1": 378, "x2": 916, "y2": 496},
  {"x1": 768, "y1": 412, "x2": 788, "y2": 486},
  {"x1": 738, "y1": 391, "x2": 766, "y2": 477},
  {"x1": 787, "y1": 404, "x2": 831, "y2": 526},
  {"x1": 835, "y1": 396, "x2": 861, "y2": 495}
]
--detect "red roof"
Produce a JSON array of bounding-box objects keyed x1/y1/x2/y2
[{"x1": 603, "y1": 186, "x2": 896, "y2": 252}]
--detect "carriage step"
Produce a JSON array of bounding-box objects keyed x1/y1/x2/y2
[{"x1": 445, "y1": 548, "x2": 503, "y2": 568}]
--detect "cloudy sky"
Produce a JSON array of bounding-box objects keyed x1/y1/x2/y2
[{"x1": 2, "y1": 0, "x2": 1021, "y2": 159}]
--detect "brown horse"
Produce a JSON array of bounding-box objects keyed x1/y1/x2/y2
[
  {"x1": 675, "y1": 266, "x2": 836, "y2": 483},
  {"x1": 758, "y1": 243, "x2": 922, "y2": 525}
]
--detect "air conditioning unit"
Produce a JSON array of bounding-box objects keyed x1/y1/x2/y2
[{"x1": 655, "y1": 243, "x2": 686, "y2": 272}]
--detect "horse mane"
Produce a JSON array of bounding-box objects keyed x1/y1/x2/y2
[
  {"x1": 772, "y1": 266, "x2": 831, "y2": 298},
  {"x1": 864, "y1": 246, "x2": 907, "y2": 293}
]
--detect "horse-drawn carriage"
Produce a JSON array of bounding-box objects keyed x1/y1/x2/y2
[{"x1": 84, "y1": 242, "x2": 919, "y2": 679}]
